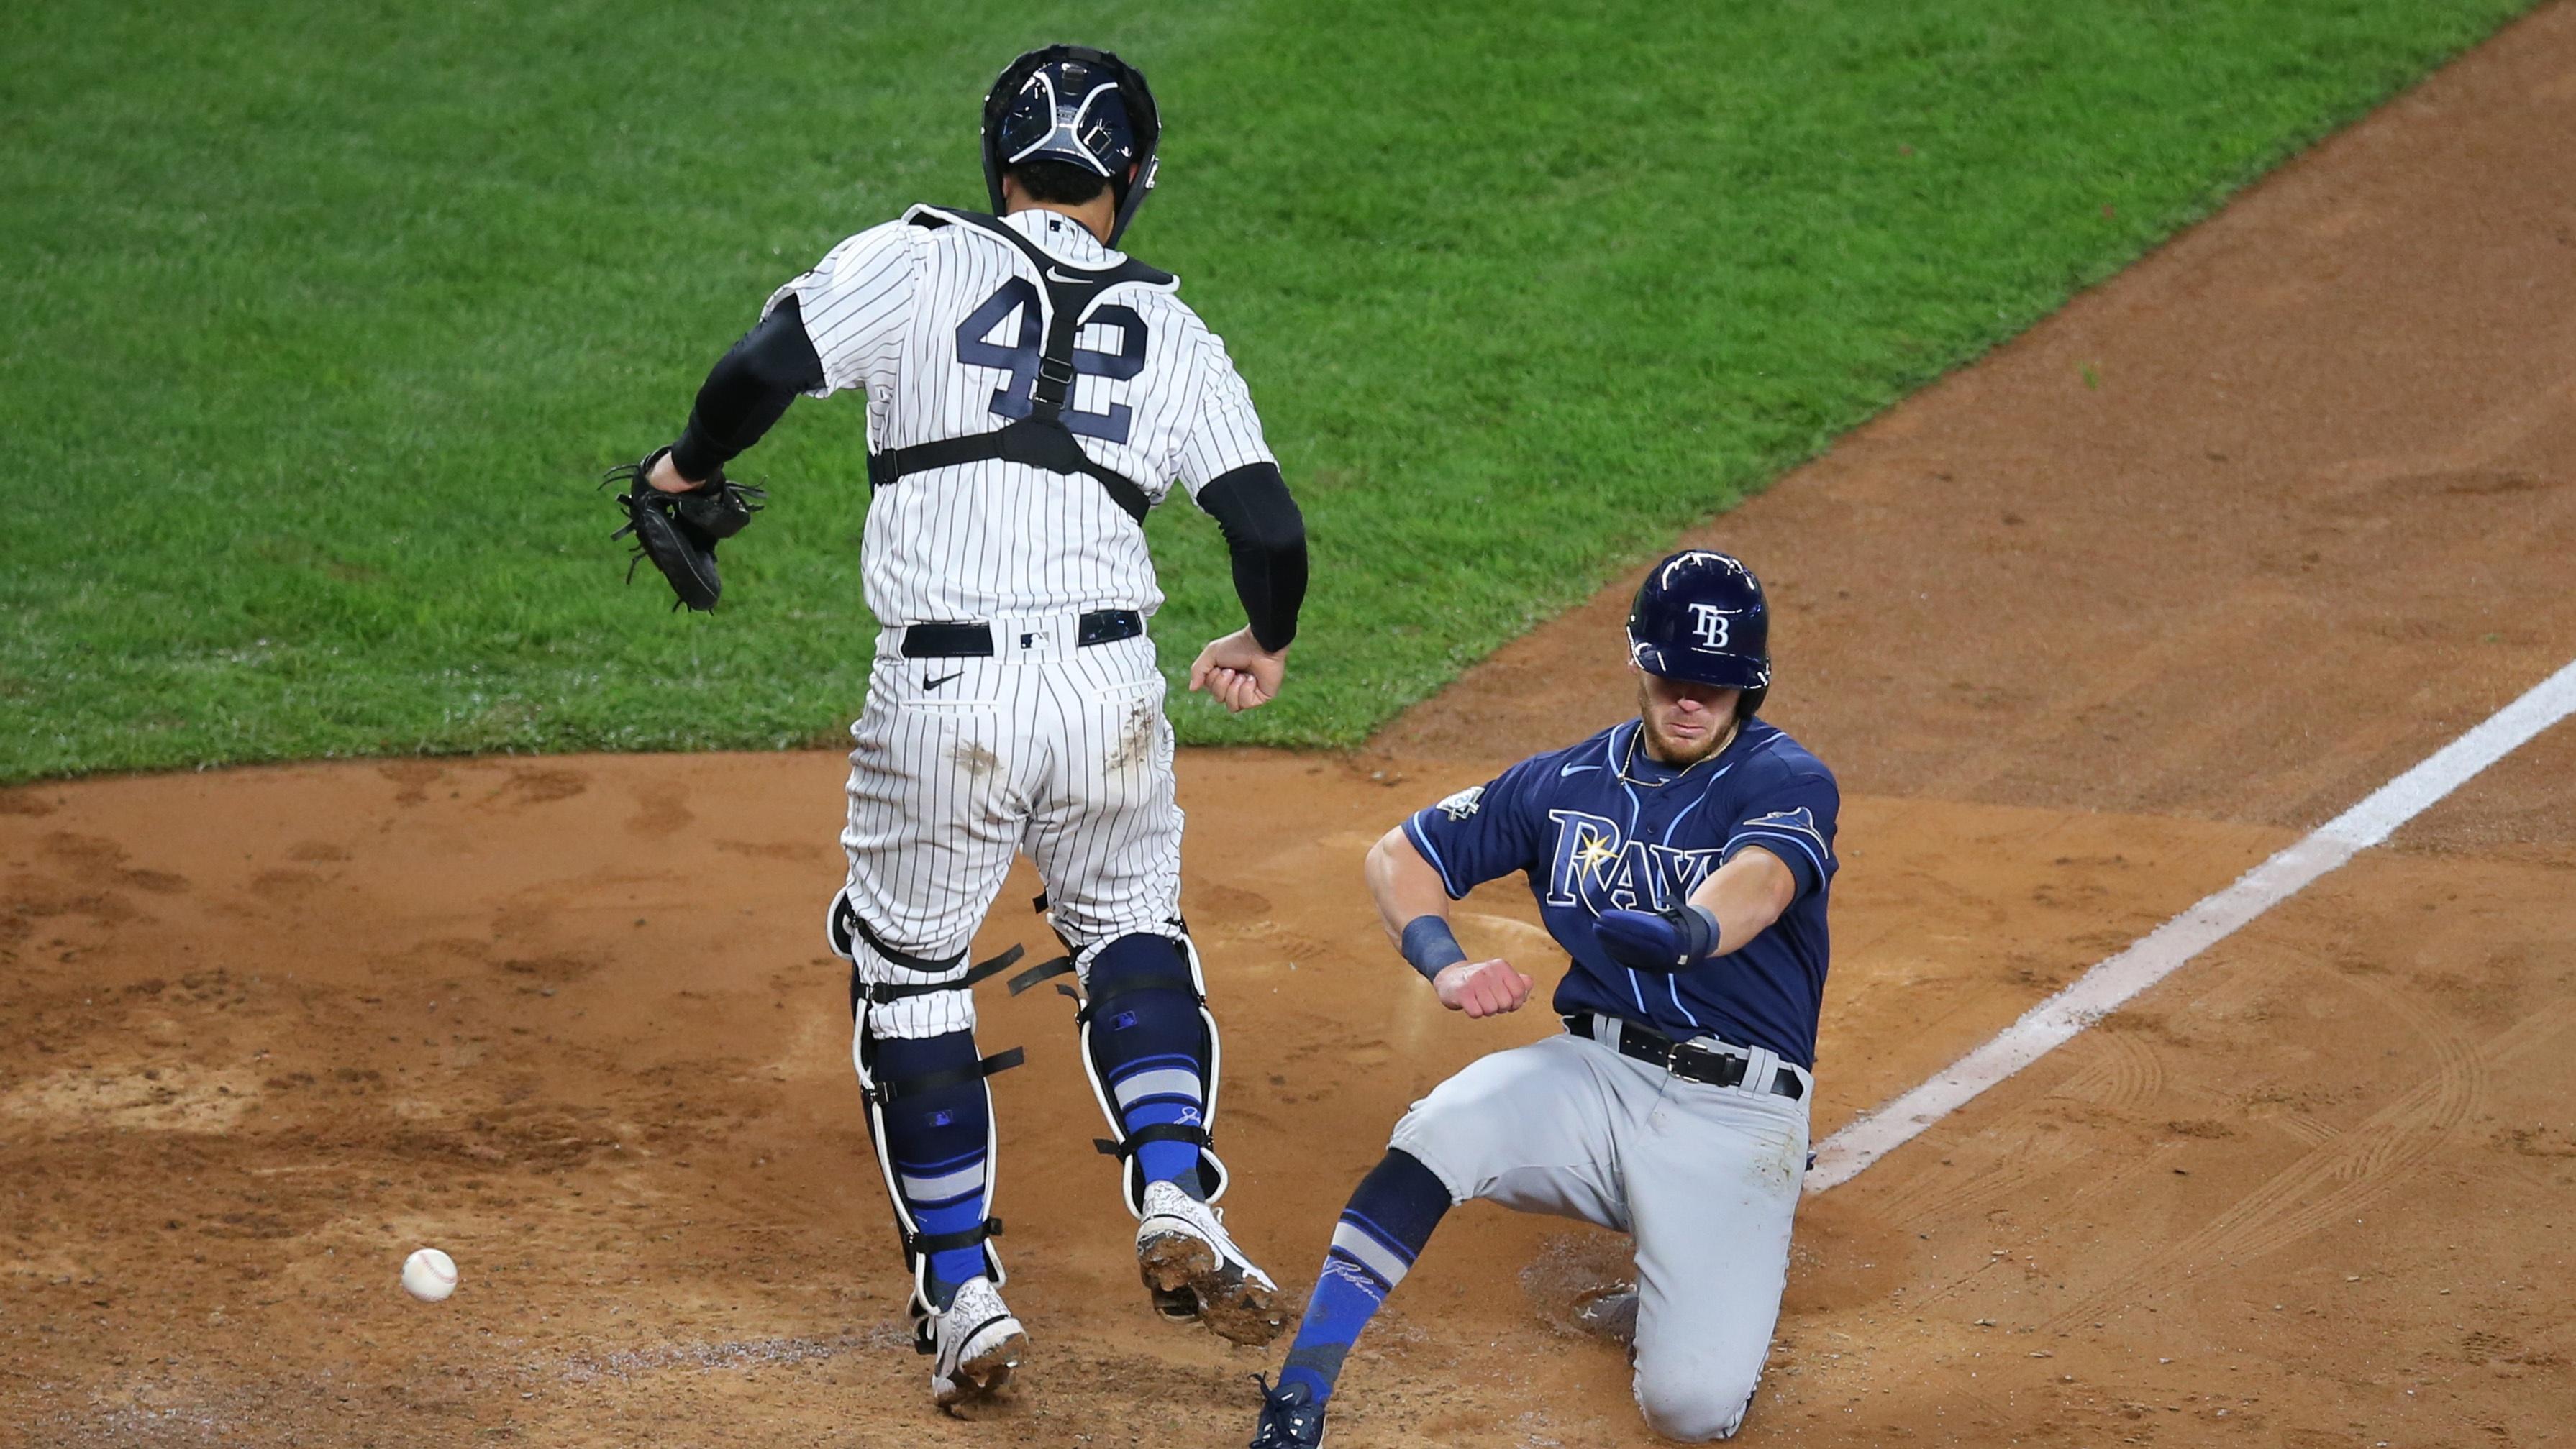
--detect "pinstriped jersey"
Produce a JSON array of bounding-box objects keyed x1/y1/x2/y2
[
  {"x1": 765, "y1": 205, "x2": 1276, "y2": 625},
  {"x1": 1399, "y1": 718, "x2": 1840, "y2": 1068}
]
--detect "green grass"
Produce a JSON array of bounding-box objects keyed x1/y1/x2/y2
[{"x1": 1, "y1": 0, "x2": 2532, "y2": 779}]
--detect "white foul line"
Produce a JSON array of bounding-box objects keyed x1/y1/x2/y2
[{"x1": 1807, "y1": 656, "x2": 2576, "y2": 1194}]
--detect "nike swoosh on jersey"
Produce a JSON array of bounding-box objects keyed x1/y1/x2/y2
[
  {"x1": 922, "y1": 672, "x2": 965, "y2": 691},
  {"x1": 1559, "y1": 762, "x2": 1603, "y2": 777}
]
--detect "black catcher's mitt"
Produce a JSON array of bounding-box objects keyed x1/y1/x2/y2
[{"x1": 602, "y1": 448, "x2": 765, "y2": 612}]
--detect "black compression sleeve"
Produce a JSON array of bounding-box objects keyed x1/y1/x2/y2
[
  {"x1": 667, "y1": 295, "x2": 828, "y2": 482},
  {"x1": 1195, "y1": 462, "x2": 1309, "y2": 653}
]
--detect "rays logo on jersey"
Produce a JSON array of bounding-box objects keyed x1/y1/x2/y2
[
  {"x1": 1733, "y1": 805, "x2": 1828, "y2": 876},
  {"x1": 1742, "y1": 806, "x2": 1820, "y2": 838},
  {"x1": 1542, "y1": 810, "x2": 1719, "y2": 914}
]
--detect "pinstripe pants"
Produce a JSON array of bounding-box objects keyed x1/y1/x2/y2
[{"x1": 837, "y1": 618, "x2": 1182, "y2": 1039}]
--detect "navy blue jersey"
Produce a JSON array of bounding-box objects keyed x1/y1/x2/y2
[{"x1": 1401, "y1": 717, "x2": 1839, "y2": 1069}]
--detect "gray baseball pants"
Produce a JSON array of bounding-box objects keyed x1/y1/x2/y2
[{"x1": 1389, "y1": 1030, "x2": 1811, "y2": 1441}]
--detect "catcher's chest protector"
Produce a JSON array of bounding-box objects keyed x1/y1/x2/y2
[{"x1": 863, "y1": 208, "x2": 1174, "y2": 527}]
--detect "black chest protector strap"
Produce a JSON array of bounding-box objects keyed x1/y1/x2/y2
[{"x1": 866, "y1": 209, "x2": 1173, "y2": 526}]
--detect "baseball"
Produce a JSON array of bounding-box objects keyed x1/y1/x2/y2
[{"x1": 401, "y1": 1246, "x2": 458, "y2": 1302}]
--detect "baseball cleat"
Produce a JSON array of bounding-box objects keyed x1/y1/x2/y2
[
  {"x1": 1136, "y1": 1179, "x2": 1285, "y2": 1345},
  {"x1": 1247, "y1": 1374, "x2": 1329, "y2": 1448},
  {"x1": 1574, "y1": 1284, "x2": 1640, "y2": 1351},
  {"x1": 924, "y1": 1276, "x2": 1027, "y2": 1409}
]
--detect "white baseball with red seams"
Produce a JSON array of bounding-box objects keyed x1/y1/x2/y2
[{"x1": 401, "y1": 1247, "x2": 458, "y2": 1302}]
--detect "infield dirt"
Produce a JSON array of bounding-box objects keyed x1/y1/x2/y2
[{"x1": 7, "y1": 6, "x2": 2576, "y2": 1445}]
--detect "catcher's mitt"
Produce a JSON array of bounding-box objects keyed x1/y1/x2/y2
[{"x1": 602, "y1": 448, "x2": 765, "y2": 612}]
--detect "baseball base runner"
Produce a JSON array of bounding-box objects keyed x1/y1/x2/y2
[
  {"x1": 611, "y1": 44, "x2": 1309, "y2": 1410},
  {"x1": 1247, "y1": 550, "x2": 1838, "y2": 1445}
]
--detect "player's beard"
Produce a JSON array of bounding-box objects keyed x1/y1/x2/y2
[{"x1": 1636, "y1": 682, "x2": 1737, "y2": 767}]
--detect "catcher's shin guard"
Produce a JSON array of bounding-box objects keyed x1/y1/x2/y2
[
  {"x1": 1016, "y1": 929, "x2": 1229, "y2": 1213},
  {"x1": 832, "y1": 892, "x2": 1028, "y2": 1322},
  {"x1": 857, "y1": 1025, "x2": 1008, "y2": 1315}
]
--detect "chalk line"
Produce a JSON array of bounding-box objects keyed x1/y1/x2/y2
[{"x1": 1808, "y1": 656, "x2": 2576, "y2": 1194}]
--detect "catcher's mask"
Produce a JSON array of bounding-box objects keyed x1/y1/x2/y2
[
  {"x1": 981, "y1": 44, "x2": 1161, "y2": 246},
  {"x1": 1626, "y1": 549, "x2": 1772, "y2": 720}
]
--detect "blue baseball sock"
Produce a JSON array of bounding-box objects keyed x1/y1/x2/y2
[
  {"x1": 869, "y1": 1030, "x2": 992, "y2": 1307},
  {"x1": 1280, "y1": 1148, "x2": 1452, "y2": 1404},
  {"x1": 1086, "y1": 935, "x2": 1211, "y2": 1192}
]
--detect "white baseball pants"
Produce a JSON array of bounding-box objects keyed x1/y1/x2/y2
[{"x1": 834, "y1": 618, "x2": 1182, "y2": 1039}]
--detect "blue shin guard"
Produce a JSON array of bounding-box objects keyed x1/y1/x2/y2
[
  {"x1": 860, "y1": 1028, "x2": 1011, "y2": 1309},
  {"x1": 1082, "y1": 933, "x2": 1222, "y2": 1202}
]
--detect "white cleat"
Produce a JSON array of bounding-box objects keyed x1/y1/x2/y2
[
  {"x1": 924, "y1": 1276, "x2": 1027, "y2": 1409},
  {"x1": 1135, "y1": 1179, "x2": 1285, "y2": 1345}
]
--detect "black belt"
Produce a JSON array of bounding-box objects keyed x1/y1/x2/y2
[
  {"x1": 1562, "y1": 1013, "x2": 1806, "y2": 1101},
  {"x1": 898, "y1": 609, "x2": 1143, "y2": 659}
]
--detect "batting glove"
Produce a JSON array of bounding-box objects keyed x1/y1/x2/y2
[{"x1": 1595, "y1": 904, "x2": 1721, "y2": 973}]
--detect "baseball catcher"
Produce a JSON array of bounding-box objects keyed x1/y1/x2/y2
[{"x1": 609, "y1": 45, "x2": 1309, "y2": 1409}]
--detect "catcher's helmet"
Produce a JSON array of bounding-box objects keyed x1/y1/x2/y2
[
  {"x1": 981, "y1": 45, "x2": 1162, "y2": 246},
  {"x1": 1626, "y1": 549, "x2": 1772, "y2": 716}
]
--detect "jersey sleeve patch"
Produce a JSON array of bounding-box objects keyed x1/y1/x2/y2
[
  {"x1": 1743, "y1": 805, "x2": 1820, "y2": 839},
  {"x1": 1724, "y1": 803, "x2": 1832, "y2": 895},
  {"x1": 1432, "y1": 785, "x2": 1485, "y2": 821}
]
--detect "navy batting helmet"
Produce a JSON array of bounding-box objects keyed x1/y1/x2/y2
[
  {"x1": 1626, "y1": 549, "x2": 1772, "y2": 716},
  {"x1": 981, "y1": 45, "x2": 1162, "y2": 246}
]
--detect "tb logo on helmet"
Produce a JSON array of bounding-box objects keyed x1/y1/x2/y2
[{"x1": 1688, "y1": 603, "x2": 1732, "y2": 649}]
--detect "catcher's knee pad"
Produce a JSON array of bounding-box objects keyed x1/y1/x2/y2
[{"x1": 1075, "y1": 931, "x2": 1228, "y2": 1212}]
